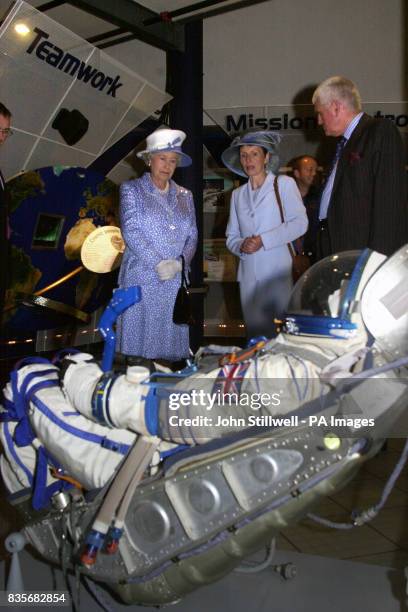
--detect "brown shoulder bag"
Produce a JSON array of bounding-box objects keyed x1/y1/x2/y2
[{"x1": 273, "y1": 176, "x2": 310, "y2": 283}]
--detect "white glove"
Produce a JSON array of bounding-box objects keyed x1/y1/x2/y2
[{"x1": 155, "y1": 258, "x2": 182, "y2": 281}]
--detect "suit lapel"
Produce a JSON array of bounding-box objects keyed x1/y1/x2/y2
[
  {"x1": 244, "y1": 181, "x2": 255, "y2": 214},
  {"x1": 330, "y1": 113, "x2": 371, "y2": 205},
  {"x1": 251, "y1": 172, "x2": 275, "y2": 209}
]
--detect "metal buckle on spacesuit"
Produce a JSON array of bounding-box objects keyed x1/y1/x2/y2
[{"x1": 219, "y1": 340, "x2": 266, "y2": 366}]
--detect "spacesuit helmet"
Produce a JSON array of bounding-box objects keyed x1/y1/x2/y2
[
  {"x1": 359, "y1": 244, "x2": 408, "y2": 360},
  {"x1": 283, "y1": 249, "x2": 386, "y2": 340}
]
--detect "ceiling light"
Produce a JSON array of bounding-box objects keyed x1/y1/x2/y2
[{"x1": 14, "y1": 23, "x2": 30, "y2": 36}]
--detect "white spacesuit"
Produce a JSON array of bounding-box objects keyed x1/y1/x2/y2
[{"x1": 0, "y1": 245, "x2": 407, "y2": 606}]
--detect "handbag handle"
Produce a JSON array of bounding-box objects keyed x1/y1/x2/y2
[
  {"x1": 273, "y1": 175, "x2": 296, "y2": 261},
  {"x1": 180, "y1": 255, "x2": 189, "y2": 289}
]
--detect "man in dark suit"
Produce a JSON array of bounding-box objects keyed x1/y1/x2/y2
[
  {"x1": 312, "y1": 76, "x2": 407, "y2": 259},
  {"x1": 290, "y1": 155, "x2": 320, "y2": 262},
  {"x1": 0, "y1": 102, "x2": 12, "y2": 321}
]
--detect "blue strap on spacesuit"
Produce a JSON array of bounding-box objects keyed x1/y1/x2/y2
[
  {"x1": 7, "y1": 369, "x2": 54, "y2": 421},
  {"x1": 14, "y1": 356, "x2": 53, "y2": 369},
  {"x1": 6, "y1": 358, "x2": 131, "y2": 455},
  {"x1": 9, "y1": 366, "x2": 59, "y2": 447},
  {"x1": 0, "y1": 398, "x2": 17, "y2": 422},
  {"x1": 92, "y1": 373, "x2": 120, "y2": 428},
  {"x1": 31, "y1": 446, "x2": 73, "y2": 511},
  {"x1": 2, "y1": 422, "x2": 33, "y2": 485},
  {"x1": 11, "y1": 370, "x2": 131, "y2": 509},
  {"x1": 143, "y1": 386, "x2": 160, "y2": 435},
  {"x1": 26, "y1": 381, "x2": 131, "y2": 455},
  {"x1": 143, "y1": 372, "x2": 196, "y2": 437},
  {"x1": 2, "y1": 360, "x2": 131, "y2": 509},
  {"x1": 142, "y1": 385, "x2": 189, "y2": 457}
]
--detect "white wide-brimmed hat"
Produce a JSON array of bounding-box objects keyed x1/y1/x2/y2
[
  {"x1": 137, "y1": 128, "x2": 192, "y2": 167},
  {"x1": 221, "y1": 130, "x2": 281, "y2": 177}
]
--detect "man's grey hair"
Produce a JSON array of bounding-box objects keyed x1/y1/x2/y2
[{"x1": 312, "y1": 76, "x2": 362, "y2": 112}]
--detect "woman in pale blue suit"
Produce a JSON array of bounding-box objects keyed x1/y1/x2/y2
[
  {"x1": 223, "y1": 131, "x2": 307, "y2": 339},
  {"x1": 116, "y1": 129, "x2": 197, "y2": 361}
]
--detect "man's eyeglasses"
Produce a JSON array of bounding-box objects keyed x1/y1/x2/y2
[{"x1": 0, "y1": 128, "x2": 13, "y2": 137}]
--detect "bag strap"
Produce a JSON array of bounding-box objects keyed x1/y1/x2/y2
[
  {"x1": 180, "y1": 255, "x2": 189, "y2": 289},
  {"x1": 273, "y1": 176, "x2": 296, "y2": 260},
  {"x1": 174, "y1": 185, "x2": 190, "y2": 288}
]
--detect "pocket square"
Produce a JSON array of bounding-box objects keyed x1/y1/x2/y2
[{"x1": 349, "y1": 151, "x2": 362, "y2": 164}]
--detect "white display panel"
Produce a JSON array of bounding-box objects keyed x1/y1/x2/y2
[{"x1": 0, "y1": 0, "x2": 171, "y2": 180}]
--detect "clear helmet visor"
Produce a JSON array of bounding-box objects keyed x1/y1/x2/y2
[
  {"x1": 287, "y1": 251, "x2": 363, "y2": 319},
  {"x1": 285, "y1": 249, "x2": 387, "y2": 339}
]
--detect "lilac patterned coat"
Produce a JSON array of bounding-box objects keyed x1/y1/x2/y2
[{"x1": 116, "y1": 172, "x2": 197, "y2": 360}]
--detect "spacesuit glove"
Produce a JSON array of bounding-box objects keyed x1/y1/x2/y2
[{"x1": 155, "y1": 258, "x2": 182, "y2": 281}]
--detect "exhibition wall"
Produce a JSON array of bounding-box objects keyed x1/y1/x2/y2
[{"x1": 8, "y1": 0, "x2": 404, "y2": 109}]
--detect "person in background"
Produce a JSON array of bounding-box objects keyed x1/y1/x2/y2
[
  {"x1": 291, "y1": 155, "x2": 318, "y2": 201},
  {"x1": 289, "y1": 154, "x2": 320, "y2": 261},
  {"x1": 312, "y1": 75, "x2": 407, "y2": 259},
  {"x1": 116, "y1": 128, "x2": 197, "y2": 362},
  {"x1": 0, "y1": 102, "x2": 12, "y2": 323},
  {"x1": 223, "y1": 131, "x2": 308, "y2": 339}
]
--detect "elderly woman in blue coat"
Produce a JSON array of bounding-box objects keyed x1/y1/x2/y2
[
  {"x1": 223, "y1": 131, "x2": 307, "y2": 338},
  {"x1": 116, "y1": 128, "x2": 197, "y2": 361}
]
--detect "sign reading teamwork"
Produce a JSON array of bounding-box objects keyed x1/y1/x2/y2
[
  {"x1": 26, "y1": 27, "x2": 124, "y2": 98},
  {"x1": 0, "y1": 0, "x2": 171, "y2": 180}
]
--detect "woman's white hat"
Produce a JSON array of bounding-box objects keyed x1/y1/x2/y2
[
  {"x1": 221, "y1": 130, "x2": 281, "y2": 177},
  {"x1": 137, "y1": 128, "x2": 192, "y2": 167}
]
